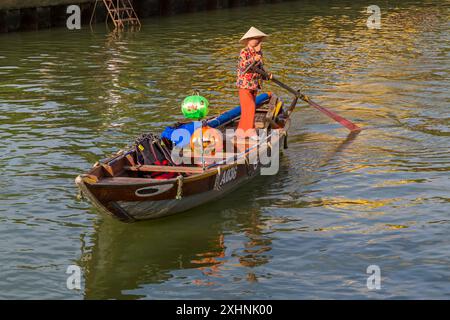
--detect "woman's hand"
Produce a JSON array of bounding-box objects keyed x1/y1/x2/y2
[{"x1": 254, "y1": 54, "x2": 262, "y2": 62}]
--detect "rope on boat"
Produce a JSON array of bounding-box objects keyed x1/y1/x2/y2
[
  {"x1": 244, "y1": 155, "x2": 252, "y2": 176},
  {"x1": 176, "y1": 175, "x2": 184, "y2": 200},
  {"x1": 76, "y1": 188, "x2": 84, "y2": 200},
  {"x1": 213, "y1": 166, "x2": 222, "y2": 190}
]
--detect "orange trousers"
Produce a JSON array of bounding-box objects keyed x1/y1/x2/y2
[{"x1": 237, "y1": 89, "x2": 257, "y2": 136}]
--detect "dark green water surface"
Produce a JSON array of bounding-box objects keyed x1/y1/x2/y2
[{"x1": 0, "y1": 0, "x2": 449, "y2": 299}]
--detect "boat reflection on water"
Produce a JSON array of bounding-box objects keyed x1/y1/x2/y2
[
  {"x1": 79, "y1": 208, "x2": 228, "y2": 299},
  {"x1": 79, "y1": 172, "x2": 277, "y2": 299}
]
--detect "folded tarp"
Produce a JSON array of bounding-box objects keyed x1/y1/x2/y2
[{"x1": 161, "y1": 93, "x2": 270, "y2": 147}]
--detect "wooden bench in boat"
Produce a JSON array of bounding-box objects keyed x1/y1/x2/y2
[{"x1": 124, "y1": 165, "x2": 207, "y2": 174}]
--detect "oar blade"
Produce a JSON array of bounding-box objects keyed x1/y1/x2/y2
[
  {"x1": 252, "y1": 67, "x2": 361, "y2": 132},
  {"x1": 308, "y1": 100, "x2": 361, "y2": 132}
]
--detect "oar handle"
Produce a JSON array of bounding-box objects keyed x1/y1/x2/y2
[
  {"x1": 243, "y1": 60, "x2": 259, "y2": 74},
  {"x1": 251, "y1": 67, "x2": 302, "y2": 98}
]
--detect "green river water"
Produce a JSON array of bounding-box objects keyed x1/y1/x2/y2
[{"x1": 0, "y1": 0, "x2": 449, "y2": 299}]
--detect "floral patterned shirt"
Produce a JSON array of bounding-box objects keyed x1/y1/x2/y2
[{"x1": 236, "y1": 46, "x2": 264, "y2": 90}]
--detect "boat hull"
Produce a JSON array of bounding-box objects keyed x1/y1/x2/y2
[
  {"x1": 75, "y1": 91, "x2": 293, "y2": 222},
  {"x1": 116, "y1": 171, "x2": 257, "y2": 220}
]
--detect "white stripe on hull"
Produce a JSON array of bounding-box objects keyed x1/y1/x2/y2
[{"x1": 116, "y1": 173, "x2": 256, "y2": 220}]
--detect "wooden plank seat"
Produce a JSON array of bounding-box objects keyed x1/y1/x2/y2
[
  {"x1": 124, "y1": 165, "x2": 207, "y2": 174},
  {"x1": 124, "y1": 153, "x2": 240, "y2": 175}
]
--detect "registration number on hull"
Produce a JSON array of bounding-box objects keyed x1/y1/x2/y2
[{"x1": 219, "y1": 166, "x2": 238, "y2": 187}]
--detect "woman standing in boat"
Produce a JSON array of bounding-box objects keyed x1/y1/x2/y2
[{"x1": 236, "y1": 26, "x2": 271, "y2": 138}]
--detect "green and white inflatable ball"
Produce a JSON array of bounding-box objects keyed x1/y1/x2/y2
[{"x1": 181, "y1": 94, "x2": 209, "y2": 120}]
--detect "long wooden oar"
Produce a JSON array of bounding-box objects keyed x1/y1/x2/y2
[{"x1": 250, "y1": 65, "x2": 361, "y2": 132}]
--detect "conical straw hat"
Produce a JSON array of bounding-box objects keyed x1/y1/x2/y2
[{"x1": 239, "y1": 27, "x2": 268, "y2": 44}]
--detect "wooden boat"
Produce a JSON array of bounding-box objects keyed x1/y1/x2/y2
[{"x1": 75, "y1": 92, "x2": 298, "y2": 222}]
